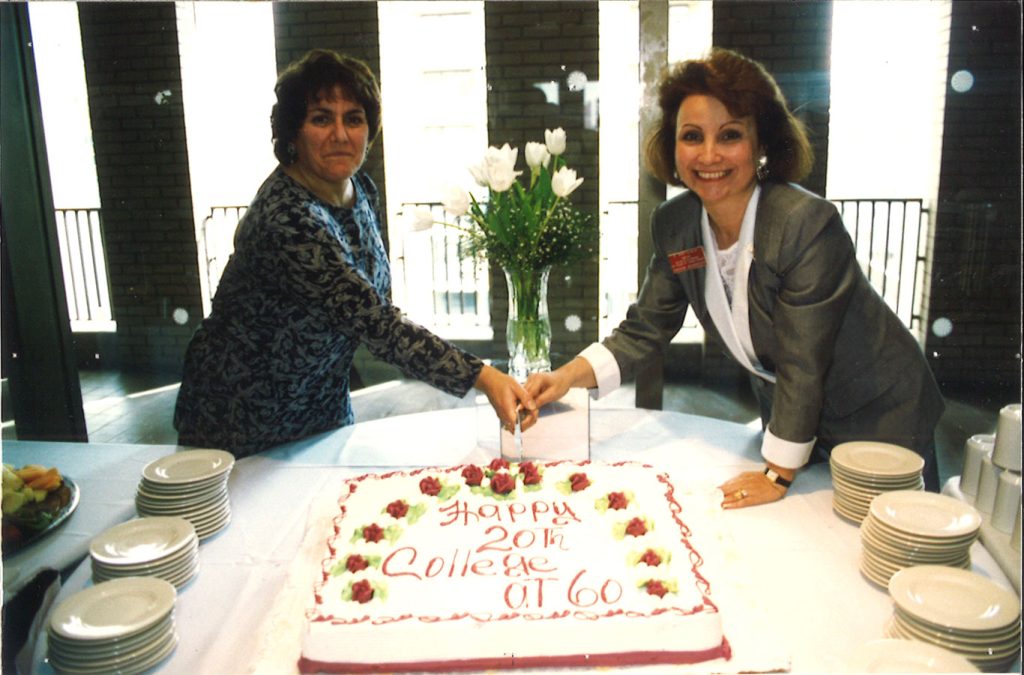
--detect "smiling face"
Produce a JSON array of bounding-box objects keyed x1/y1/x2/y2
[
  {"x1": 290, "y1": 85, "x2": 369, "y2": 198},
  {"x1": 674, "y1": 94, "x2": 760, "y2": 218}
]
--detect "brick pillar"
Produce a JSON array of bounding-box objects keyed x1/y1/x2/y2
[
  {"x1": 925, "y1": 1, "x2": 1021, "y2": 398},
  {"x1": 271, "y1": 2, "x2": 388, "y2": 252},
  {"x1": 78, "y1": 2, "x2": 203, "y2": 373},
  {"x1": 484, "y1": 1, "x2": 600, "y2": 369}
]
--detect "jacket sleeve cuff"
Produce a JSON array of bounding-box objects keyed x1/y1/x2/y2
[
  {"x1": 579, "y1": 343, "x2": 620, "y2": 399},
  {"x1": 761, "y1": 427, "x2": 815, "y2": 469}
]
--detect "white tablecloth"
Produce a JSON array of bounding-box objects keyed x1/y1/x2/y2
[{"x1": 18, "y1": 407, "x2": 1023, "y2": 674}]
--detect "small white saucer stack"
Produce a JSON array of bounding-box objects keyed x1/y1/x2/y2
[
  {"x1": 90, "y1": 516, "x2": 199, "y2": 588},
  {"x1": 859, "y1": 490, "x2": 981, "y2": 587},
  {"x1": 136, "y1": 449, "x2": 235, "y2": 540},
  {"x1": 830, "y1": 441, "x2": 925, "y2": 523},
  {"x1": 47, "y1": 577, "x2": 178, "y2": 674},
  {"x1": 886, "y1": 565, "x2": 1021, "y2": 671}
]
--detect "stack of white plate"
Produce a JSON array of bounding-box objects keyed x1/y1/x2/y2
[
  {"x1": 47, "y1": 577, "x2": 178, "y2": 675},
  {"x1": 830, "y1": 441, "x2": 925, "y2": 522},
  {"x1": 860, "y1": 490, "x2": 981, "y2": 587},
  {"x1": 887, "y1": 566, "x2": 1021, "y2": 672},
  {"x1": 136, "y1": 449, "x2": 234, "y2": 540},
  {"x1": 91, "y1": 516, "x2": 199, "y2": 588}
]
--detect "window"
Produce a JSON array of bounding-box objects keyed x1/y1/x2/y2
[
  {"x1": 176, "y1": 2, "x2": 277, "y2": 313},
  {"x1": 378, "y1": 1, "x2": 491, "y2": 339},
  {"x1": 28, "y1": 3, "x2": 113, "y2": 332},
  {"x1": 828, "y1": 0, "x2": 951, "y2": 338},
  {"x1": 597, "y1": 1, "x2": 711, "y2": 341}
]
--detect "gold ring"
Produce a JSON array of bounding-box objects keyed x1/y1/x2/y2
[{"x1": 735, "y1": 489, "x2": 747, "y2": 499}]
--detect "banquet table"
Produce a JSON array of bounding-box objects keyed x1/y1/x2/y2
[{"x1": 9, "y1": 405, "x2": 1022, "y2": 674}]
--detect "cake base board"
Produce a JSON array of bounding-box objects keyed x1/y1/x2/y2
[{"x1": 298, "y1": 640, "x2": 731, "y2": 673}]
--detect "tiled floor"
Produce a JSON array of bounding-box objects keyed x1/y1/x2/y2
[{"x1": 2, "y1": 368, "x2": 1007, "y2": 488}]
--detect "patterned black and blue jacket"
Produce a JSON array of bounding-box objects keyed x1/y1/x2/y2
[{"x1": 174, "y1": 168, "x2": 482, "y2": 457}]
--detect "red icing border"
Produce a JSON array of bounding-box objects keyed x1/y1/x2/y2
[{"x1": 298, "y1": 638, "x2": 732, "y2": 673}]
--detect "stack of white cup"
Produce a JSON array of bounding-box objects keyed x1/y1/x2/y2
[
  {"x1": 992, "y1": 404, "x2": 1022, "y2": 553},
  {"x1": 967, "y1": 404, "x2": 1022, "y2": 553}
]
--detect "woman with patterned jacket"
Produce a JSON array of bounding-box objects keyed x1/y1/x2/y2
[{"x1": 174, "y1": 49, "x2": 536, "y2": 457}]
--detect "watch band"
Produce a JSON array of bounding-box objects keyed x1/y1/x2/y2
[{"x1": 763, "y1": 467, "x2": 792, "y2": 488}]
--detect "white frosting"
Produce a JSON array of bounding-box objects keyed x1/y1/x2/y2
[{"x1": 300, "y1": 461, "x2": 726, "y2": 670}]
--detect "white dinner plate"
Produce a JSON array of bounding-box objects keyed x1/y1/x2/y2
[
  {"x1": 831, "y1": 442, "x2": 924, "y2": 478},
  {"x1": 48, "y1": 623, "x2": 176, "y2": 667},
  {"x1": 860, "y1": 520, "x2": 972, "y2": 563},
  {"x1": 48, "y1": 577, "x2": 176, "y2": 642},
  {"x1": 47, "y1": 614, "x2": 173, "y2": 657},
  {"x1": 89, "y1": 517, "x2": 196, "y2": 566},
  {"x1": 91, "y1": 538, "x2": 197, "y2": 573},
  {"x1": 833, "y1": 496, "x2": 869, "y2": 523},
  {"x1": 142, "y1": 450, "x2": 234, "y2": 485},
  {"x1": 135, "y1": 479, "x2": 228, "y2": 501},
  {"x1": 888, "y1": 616, "x2": 1021, "y2": 665},
  {"x1": 831, "y1": 468, "x2": 923, "y2": 495},
  {"x1": 894, "y1": 609, "x2": 1022, "y2": 647},
  {"x1": 136, "y1": 491, "x2": 229, "y2": 517},
  {"x1": 50, "y1": 630, "x2": 178, "y2": 675},
  {"x1": 870, "y1": 491, "x2": 982, "y2": 539},
  {"x1": 843, "y1": 638, "x2": 979, "y2": 673},
  {"x1": 865, "y1": 516, "x2": 978, "y2": 549},
  {"x1": 831, "y1": 462, "x2": 924, "y2": 489},
  {"x1": 889, "y1": 565, "x2": 1021, "y2": 632}
]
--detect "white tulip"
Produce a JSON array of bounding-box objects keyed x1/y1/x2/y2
[
  {"x1": 524, "y1": 142, "x2": 550, "y2": 170},
  {"x1": 551, "y1": 166, "x2": 583, "y2": 197},
  {"x1": 487, "y1": 162, "x2": 521, "y2": 192},
  {"x1": 441, "y1": 186, "x2": 471, "y2": 217},
  {"x1": 468, "y1": 161, "x2": 490, "y2": 188},
  {"x1": 485, "y1": 143, "x2": 519, "y2": 170},
  {"x1": 409, "y1": 208, "x2": 436, "y2": 232},
  {"x1": 545, "y1": 128, "x2": 567, "y2": 156}
]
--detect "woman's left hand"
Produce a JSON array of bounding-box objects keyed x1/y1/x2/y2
[{"x1": 719, "y1": 470, "x2": 787, "y2": 509}]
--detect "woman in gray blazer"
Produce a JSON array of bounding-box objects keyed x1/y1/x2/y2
[{"x1": 525, "y1": 48, "x2": 943, "y2": 508}]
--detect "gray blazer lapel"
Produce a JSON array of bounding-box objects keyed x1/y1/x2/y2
[{"x1": 655, "y1": 192, "x2": 709, "y2": 323}]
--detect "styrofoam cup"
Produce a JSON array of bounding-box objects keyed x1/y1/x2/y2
[
  {"x1": 992, "y1": 403, "x2": 1022, "y2": 471},
  {"x1": 975, "y1": 454, "x2": 1001, "y2": 513},
  {"x1": 992, "y1": 469, "x2": 1022, "y2": 532},
  {"x1": 960, "y1": 434, "x2": 994, "y2": 496},
  {"x1": 1011, "y1": 495, "x2": 1021, "y2": 553}
]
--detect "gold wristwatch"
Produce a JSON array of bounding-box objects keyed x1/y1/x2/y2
[{"x1": 763, "y1": 467, "x2": 792, "y2": 488}]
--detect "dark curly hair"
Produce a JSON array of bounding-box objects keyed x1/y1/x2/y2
[
  {"x1": 645, "y1": 47, "x2": 813, "y2": 186},
  {"x1": 271, "y1": 49, "x2": 382, "y2": 165}
]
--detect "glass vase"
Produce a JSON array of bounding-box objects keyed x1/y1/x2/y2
[{"x1": 503, "y1": 265, "x2": 552, "y2": 381}]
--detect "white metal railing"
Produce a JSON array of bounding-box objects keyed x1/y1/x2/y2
[
  {"x1": 54, "y1": 208, "x2": 115, "y2": 332},
  {"x1": 832, "y1": 198, "x2": 929, "y2": 334},
  {"x1": 201, "y1": 206, "x2": 247, "y2": 301},
  {"x1": 172, "y1": 198, "x2": 930, "y2": 339}
]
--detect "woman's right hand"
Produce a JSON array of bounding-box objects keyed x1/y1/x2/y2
[{"x1": 524, "y1": 357, "x2": 597, "y2": 408}]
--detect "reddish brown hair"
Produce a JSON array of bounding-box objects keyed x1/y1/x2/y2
[{"x1": 645, "y1": 48, "x2": 813, "y2": 186}]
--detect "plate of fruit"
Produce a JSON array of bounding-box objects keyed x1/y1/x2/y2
[{"x1": 2, "y1": 464, "x2": 79, "y2": 557}]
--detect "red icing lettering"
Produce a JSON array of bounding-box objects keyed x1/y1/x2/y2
[
  {"x1": 551, "y1": 502, "x2": 581, "y2": 525},
  {"x1": 382, "y1": 547, "x2": 421, "y2": 580},
  {"x1": 477, "y1": 525, "x2": 512, "y2": 553}
]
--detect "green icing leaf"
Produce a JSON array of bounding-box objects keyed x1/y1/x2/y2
[{"x1": 406, "y1": 503, "x2": 427, "y2": 525}]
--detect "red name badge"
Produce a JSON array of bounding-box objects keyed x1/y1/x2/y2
[{"x1": 668, "y1": 246, "x2": 706, "y2": 273}]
